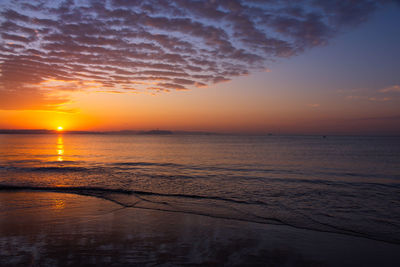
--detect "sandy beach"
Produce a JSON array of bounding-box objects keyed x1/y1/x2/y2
[{"x1": 1, "y1": 191, "x2": 399, "y2": 266}]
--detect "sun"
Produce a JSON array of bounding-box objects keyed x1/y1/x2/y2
[{"x1": 57, "y1": 126, "x2": 63, "y2": 132}]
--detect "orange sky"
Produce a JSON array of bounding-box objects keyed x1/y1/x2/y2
[{"x1": 1, "y1": 71, "x2": 399, "y2": 134}]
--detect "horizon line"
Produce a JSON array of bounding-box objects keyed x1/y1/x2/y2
[{"x1": 0, "y1": 129, "x2": 399, "y2": 137}]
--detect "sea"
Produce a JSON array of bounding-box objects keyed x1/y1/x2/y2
[{"x1": 0, "y1": 134, "x2": 399, "y2": 244}]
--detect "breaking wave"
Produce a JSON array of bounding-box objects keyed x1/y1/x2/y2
[{"x1": 1, "y1": 183, "x2": 400, "y2": 246}]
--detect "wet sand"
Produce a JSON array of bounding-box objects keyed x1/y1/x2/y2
[{"x1": 1, "y1": 191, "x2": 399, "y2": 266}]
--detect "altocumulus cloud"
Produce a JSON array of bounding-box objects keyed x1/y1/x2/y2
[{"x1": 0, "y1": 0, "x2": 397, "y2": 110}]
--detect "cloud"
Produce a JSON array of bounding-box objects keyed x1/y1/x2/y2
[
  {"x1": 0, "y1": 84, "x2": 71, "y2": 111},
  {"x1": 345, "y1": 95, "x2": 393, "y2": 102},
  {"x1": 379, "y1": 85, "x2": 400, "y2": 93},
  {"x1": 368, "y1": 97, "x2": 391, "y2": 101},
  {"x1": 155, "y1": 82, "x2": 188, "y2": 91},
  {"x1": 0, "y1": 0, "x2": 397, "y2": 110}
]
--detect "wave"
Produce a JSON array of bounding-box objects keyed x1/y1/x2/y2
[
  {"x1": 0, "y1": 166, "x2": 93, "y2": 172},
  {"x1": 1, "y1": 184, "x2": 399, "y2": 246},
  {"x1": 1, "y1": 163, "x2": 400, "y2": 190},
  {"x1": 111, "y1": 161, "x2": 400, "y2": 180},
  {"x1": 0, "y1": 184, "x2": 265, "y2": 206},
  {"x1": 2, "y1": 159, "x2": 400, "y2": 181},
  {"x1": 112, "y1": 162, "x2": 183, "y2": 167},
  {"x1": 2, "y1": 156, "x2": 400, "y2": 182}
]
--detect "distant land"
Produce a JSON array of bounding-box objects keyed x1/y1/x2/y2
[{"x1": 0, "y1": 129, "x2": 217, "y2": 135}]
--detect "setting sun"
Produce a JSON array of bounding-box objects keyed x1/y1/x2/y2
[{"x1": 57, "y1": 126, "x2": 63, "y2": 131}]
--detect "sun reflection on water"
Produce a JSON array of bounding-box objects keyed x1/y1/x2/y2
[
  {"x1": 53, "y1": 199, "x2": 65, "y2": 211},
  {"x1": 56, "y1": 135, "x2": 64, "y2": 162}
]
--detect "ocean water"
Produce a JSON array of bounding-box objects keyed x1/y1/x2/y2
[{"x1": 1, "y1": 134, "x2": 399, "y2": 244}]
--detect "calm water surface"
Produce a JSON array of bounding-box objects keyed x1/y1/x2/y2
[{"x1": 1, "y1": 134, "x2": 399, "y2": 244}]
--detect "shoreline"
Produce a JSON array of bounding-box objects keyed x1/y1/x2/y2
[
  {"x1": 1, "y1": 191, "x2": 400, "y2": 266},
  {"x1": 1, "y1": 185, "x2": 399, "y2": 246}
]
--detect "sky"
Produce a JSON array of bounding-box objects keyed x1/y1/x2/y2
[{"x1": 0, "y1": 0, "x2": 399, "y2": 134}]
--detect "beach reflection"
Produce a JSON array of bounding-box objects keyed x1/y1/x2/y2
[
  {"x1": 2, "y1": 192, "x2": 398, "y2": 266},
  {"x1": 0, "y1": 192, "x2": 323, "y2": 266}
]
